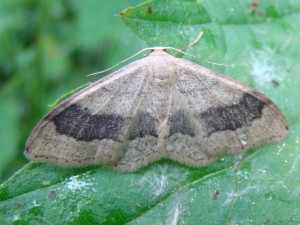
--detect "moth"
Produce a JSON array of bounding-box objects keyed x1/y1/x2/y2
[{"x1": 25, "y1": 48, "x2": 289, "y2": 171}]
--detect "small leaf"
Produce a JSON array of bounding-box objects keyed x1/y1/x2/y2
[{"x1": 49, "y1": 82, "x2": 91, "y2": 108}]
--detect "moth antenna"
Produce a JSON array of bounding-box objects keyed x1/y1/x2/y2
[
  {"x1": 171, "y1": 31, "x2": 231, "y2": 67},
  {"x1": 166, "y1": 47, "x2": 232, "y2": 67},
  {"x1": 87, "y1": 47, "x2": 155, "y2": 76},
  {"x1": 88, "y1": 36, "x2": 230, "y2": 77}
]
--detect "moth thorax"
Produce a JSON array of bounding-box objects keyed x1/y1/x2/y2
[{"x1": 150, "y1": 59, "x2": 175, "y2": 85}]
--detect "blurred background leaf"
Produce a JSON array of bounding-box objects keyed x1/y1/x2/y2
[
  {"x1": 0, "y1": 0, "x2": 144, "y2": 182},
  {"x1": 0, "y1": 0, "x2": 300, "y2": 224}
]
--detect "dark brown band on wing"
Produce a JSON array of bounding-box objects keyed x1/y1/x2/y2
[{"x1": 200, "y1": 93, "x2": 266, "y2": 136}]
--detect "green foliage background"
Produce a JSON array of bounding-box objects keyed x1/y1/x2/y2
[
  {"x1": 0, "y1": 0, "x2": 144, "y2": 182},
  {"x1": 0, "y1": 0, "x2": 300, "y2": 224}
]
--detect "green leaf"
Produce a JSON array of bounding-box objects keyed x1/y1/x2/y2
[
  {"x1": 1, "y1": 0, "x2": 300, "y2": 224},
  {"x1": 121, "y1": 0, "x2": 300, "y2": 124}
]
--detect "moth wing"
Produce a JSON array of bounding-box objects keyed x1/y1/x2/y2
[
  {"x1": 25, "y1": 59, "x2": 156, "y2": 168},
  {"x1": 25, "y1": 50, "x2": 289, "y2": 171},
  {"x1": 165, "y1": 59, "x2": 289, "y2": 167}
]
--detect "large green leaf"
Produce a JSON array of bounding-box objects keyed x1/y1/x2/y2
[{"x1": 1, "y1": 0, "x2": 300, "y2": 224}]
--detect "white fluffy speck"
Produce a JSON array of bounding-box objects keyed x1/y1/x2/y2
[
  {"x1": 31, "y1": 200, "x2": 40, "y2": 207},
  {"x1": 65, "y1": 176, "x2": 92, "y2": 192},
  {"x1": 168, "y1": 203, "x2": 181, "y2": 225},
  {"x1": 12, "y1": 214, "x2": 20, "y2": 221},
  {"x1": 139, "y1": 171, "x2": 168, "y2": 197},
  {"x1": 224, "y1": 185, "x2": 259, "y2": 205}
]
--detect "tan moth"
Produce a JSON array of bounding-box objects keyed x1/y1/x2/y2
[{"x1": 25, "y1": 48, "x2": 289, "y2": 171}]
